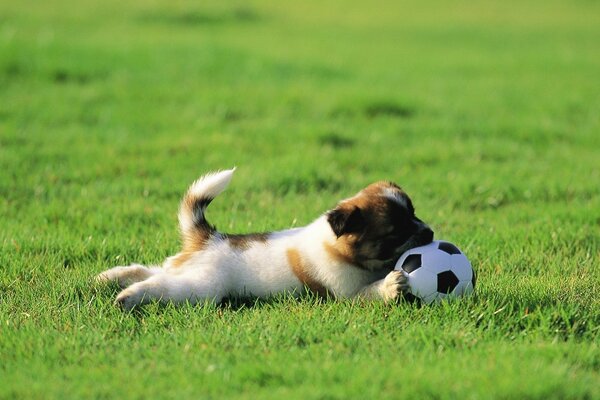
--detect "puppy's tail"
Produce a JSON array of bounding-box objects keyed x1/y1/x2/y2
[{"x1": 178, "y1": 168, "x2": 235, "y2": 246}]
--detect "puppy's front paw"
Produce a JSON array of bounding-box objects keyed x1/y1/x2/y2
[{"x1": 381, "y1": 270, "x2": 409, "y2": 302}]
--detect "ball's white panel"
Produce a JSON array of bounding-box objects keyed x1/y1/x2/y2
[
  {"x1": 436, "y1": 292, "x2": 448, "y2": 302},
  {"x1": 450, "y1": 254, "x2": 473, "y2": 281},
  {"x1": 450, "y1": 280, "x2": 466, "y2": 297},
  {"x1": 407, "y1": 268, "x2": 437, "y2": 299},
  {"x1": 459, "y1": 281, "x2": 475, "y2": 297},
  {"x1": 421, "y1": 249, "x2": 451, "y2": 274},
  {"x1": 423, "y1": 292, "x2": 439, "y2": 304},
  {"x1": 420, "y1": 241, "x2": 441, "y2": 252},
  {"x1": 394, "y1": 241, "x2": 437, "y2": 271}
]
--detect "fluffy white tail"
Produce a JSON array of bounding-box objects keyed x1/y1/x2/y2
[{"x1": 178, "y1": 168, "x2": 235, "y2": 244}]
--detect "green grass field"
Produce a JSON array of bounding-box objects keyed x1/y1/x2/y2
[{"x1": 1, "y1": 0, "x2": 599, "y2": 398}]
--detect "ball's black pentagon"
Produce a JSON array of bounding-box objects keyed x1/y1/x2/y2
[
  {"x1": 472, "y1": 269, "x2": 477, "y2": 288},
  {"x1": 437, "y1": 241, "x2": 461, "y2": 255},
  {"x1": 437, "y1": 270, "x2": 459, "y2": 293},
  {"x1": 402, "y1": 292, "x2": 420, "y2": 304},
  {"x1": 401, "y1": 254, "x2": 422, "y2": 273}
]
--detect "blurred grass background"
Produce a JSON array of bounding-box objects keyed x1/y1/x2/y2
[{"x1": 0, "y1": 0, "x2": 599, "y2": 398}]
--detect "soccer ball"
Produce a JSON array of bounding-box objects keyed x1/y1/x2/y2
[{"x1": 395, "y1": 240, "x2": 476, "y2": 304}]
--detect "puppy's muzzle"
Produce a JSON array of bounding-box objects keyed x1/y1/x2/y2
[{"x1": 415, "y1": 227, "x2": 434, "y2": 247}]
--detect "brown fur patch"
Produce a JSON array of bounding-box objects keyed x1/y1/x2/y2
[
  {"x1": 286, "y1": 248, "x2": 329, "y2": 298},
  {"x1": 323, "y1": 240, "x2": 355, "y2": 266},
  {"x1": 169, "y1": 251, "x2": 195, "y2": 268},
  {"x1": 121, "y1": 266, "x2": 153, "y2": 283},
  {"x1": 226, "y1": 233, "x2": 269, "y2": 250},
  {"x1": 326, "y1": 181, "x2": 409, "y2": 270},
  {"x1": 171, "y1": 230, "x2": 211, "y2": 268}
]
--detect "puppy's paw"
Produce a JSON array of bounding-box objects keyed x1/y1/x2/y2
[
  {"x1": 115, "y1": 287, "x2": 146, "y2": 311},
  {"x1": 95, "y1": 270, "x2": 117, "y2": 285},
  {"x1": 381, "y1": 270, "x2": 409, "y2": 302},
  {"x1": 95, "y1": 265, "x2": 152, "y2": 288}
]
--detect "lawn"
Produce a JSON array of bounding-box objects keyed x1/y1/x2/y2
[{"x1": 0, "y1": 0, "x2": 599, "y2": 398}]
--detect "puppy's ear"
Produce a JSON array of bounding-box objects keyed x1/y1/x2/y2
[{"x1": 327, "y1": 206, "x2": 364, "y2": 238}]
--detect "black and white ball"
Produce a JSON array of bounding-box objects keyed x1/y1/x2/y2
[{"x1": 395, "y1": 240, "x2": 476, "y2": 304}]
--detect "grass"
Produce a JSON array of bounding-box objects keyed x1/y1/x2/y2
[{"x1": 1, "y1": 0, "x2": 599, "y2": 398}]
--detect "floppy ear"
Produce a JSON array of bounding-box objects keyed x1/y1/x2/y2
[{"x1": 327, "y1": 206, "x2": 364, "y2": 238}]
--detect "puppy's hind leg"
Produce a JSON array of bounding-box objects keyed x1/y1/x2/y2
[
  {"x1": 95, "y1": 264, "x2": 161, "y2": 288},
  {"x1": 114, "y1": 270, "x2": 227, "y2": 310}
]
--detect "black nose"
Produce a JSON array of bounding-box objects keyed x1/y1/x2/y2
[{"x1": 417, "y1": 227, "x2": 434, "y2": 245}]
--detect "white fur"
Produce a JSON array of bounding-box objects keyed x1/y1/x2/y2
[
  {"x1": 97, "y1": 169, "x2": 406, "y2": 310},
  {"x1": 178, "y1": 168, "x2": 235, "y2": 235}
]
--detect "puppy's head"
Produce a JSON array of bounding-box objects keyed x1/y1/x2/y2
[{"x1": 326, "y1": 181, "x2": 433, "y2": 271}]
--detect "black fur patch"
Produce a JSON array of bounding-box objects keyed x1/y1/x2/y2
[
  {"x1": 384, "y1": 199, "x2": 419, "y2": 243},
  {"x1": 377, "y1": 237, "x2": 405, "y2": 261},
  {"x1": 192, "y1": 197, "x2": 213, "y2": 227},
  {"x1": 327, "y1": 206, "x2": 364, "y2": 238}
]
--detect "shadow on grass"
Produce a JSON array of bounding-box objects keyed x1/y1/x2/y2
[
  {"x1": 2, "y1": 57, "x2": 108, "y2": 85},
  {"x1": 318, "y1": 133, "x2": 356, "y2": 149},
  {"x1": 50, "y1": 69, "x2": 108, "y2": 85},
  {"x1": 90, "y1": 280, "x2": 422, "y2": 317},
  {"x1": 331, "y1": 99, "x2": 416, "y2": 120},
  {"x1": 137, "y1": 7, "x2": 261, "y2": 27},
  {"x1": 266, "y1": 174, "x2": 345, "y2": 195}
]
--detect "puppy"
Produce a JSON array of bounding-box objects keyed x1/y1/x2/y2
[{"x1": 96, "y1": 169, "x2": 433, "y2": 310}]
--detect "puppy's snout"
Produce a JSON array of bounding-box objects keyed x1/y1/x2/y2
[{"x1": 417, "y1": 227, "x2": 434, "y2": 246}]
